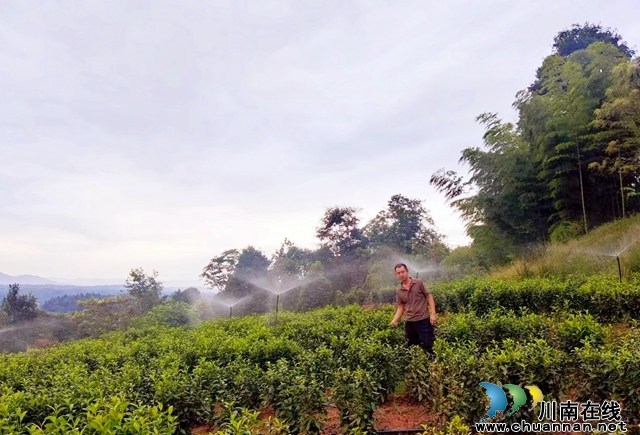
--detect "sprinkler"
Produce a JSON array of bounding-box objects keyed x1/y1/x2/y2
[
  {"x1": 584, "y1": 236, "x2": 640, "y2": 283},
  {"x1": 237, "y1": 276, "x2": 310, "y2": 324},
  {"x1": 212, "y1": 295, "x2": 251, "y2": 319}
]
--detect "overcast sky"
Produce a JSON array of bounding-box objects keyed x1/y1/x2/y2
[{"x1": 1, "y1": 0, "x2": 638, "y2": 285}]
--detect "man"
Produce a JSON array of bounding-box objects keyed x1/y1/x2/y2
[{"x1": 390, "y1": 263, "x2": 436, "y2": 355}]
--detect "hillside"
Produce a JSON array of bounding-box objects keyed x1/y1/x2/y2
[
  {"x1": 0, "y1": 284, "x2": 124, "y2": 304},
  {"x1": 493, "y1": 215, "x2": 640, "y2": 279},
  {"x1": 1, "y1": 279, "x2": 638, "y2": 434},
  {"x1": 0, "y1": 272, "x2": 55, "y2": 285}
]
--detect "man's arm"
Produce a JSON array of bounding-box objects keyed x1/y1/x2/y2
[
  {"x1": 390, "y1": 305, "x2": 404, "y2": 327},
  {"x1": 428, "y1": 293, "x2": 437, "y2": 325}
]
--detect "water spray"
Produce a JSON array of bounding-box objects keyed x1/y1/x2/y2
[
  {"x1": 236, "y1": 276, "x2": 312, "y2": 324},
  {"x1": 583, "y1": 235, "x2": 640, "y2": 283},
  {"x1": 212, "y1": 295, "x2": 251, "y2": 319}
]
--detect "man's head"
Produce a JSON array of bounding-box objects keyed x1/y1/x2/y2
[{"x1": 394, "y1": 263, "x2": 409, "y2": 282}]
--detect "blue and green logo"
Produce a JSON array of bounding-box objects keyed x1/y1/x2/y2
[{"x1": 479, "y1": 382, "x2": 544, "y2": 421}]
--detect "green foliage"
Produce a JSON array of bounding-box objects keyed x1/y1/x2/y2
[
  {"x1": 171, "y1": 287, "x2": 201, "y2": 305},
  {"x1": 552, "y1": 22, "x2": 634, "y2": 58},
  {"x1": 210, "y1": 403, "x2": 291, "y2": 435},
  {"x1": 364, "y1": 194, "x2": 447, "y2": 257},
  {"x1": 549, "y1": 221, "x2": 584, "y2": 243},
  {"x1": 221, "y1": 247, "x2": 272, "y2": 315},
  {"x1": 555, "y1": 313, "x2": 605, "y2": 351},
  {"x1": 130, "y1": 301, "x2": 194, "y2": 329},
  {"x1": 316, "y1": 207, "x2": 365, "y2": 257},
  {"x1": 41, "y1": 293, "x2": 108, "y2": 314},
  {"x1": 1, "y1": 284, "x2": 38, "y2": 324},
  {"x1": 575, "y1": 336, "x2": 640, "y2": 423},
  {"x1": 201, "y1": 249, "x2": 240, "y2": 291},
  {"x1": 125, "y1": 268, "x2": 163, "y2": 312},
  {"x1": 420, "y1": 415, "x2": 471, "y2": 435},
  {"x1": 495, "y1": 215, "x2": 640, "y2": 279},
  {"x1": 0, "y1": 395, "x2": 177, "y2": 435},
  {"x1": 296, "y1": 262, "x2": 334, "y2": 311},
  {"x1": 269, "y1": 239, "x2": 313, "y2": 286},
  {"x1": 406, "y1": 338, "x2": 568, "y2": 424},
  {"x1": 72, "y1": 296, "x2": 142, "y2": 338},
  {"x1": 405, "y1": 346, "x2": 433, "y2": 402},
  {"x1": 333, "y1": 368, "x2": 383, "y2": 433},
  {"x1": 212, "y1": 404, "x2": 263, "y2": 435},
  {"x1": 439, "y1": 246, "x2": 486, "y2": 281},
  {"x1": 431, "y1": 274, "x2": 640, "y2": 322},
  {"x1": 0, "y1": 299, "x2": 638, "y2": 432},
  {"x1": 432, "y1": 26, "x2": 640, "y2": 265},
  {"x1": 264, "y1": 359, "x2": 326, "y2": 434}
]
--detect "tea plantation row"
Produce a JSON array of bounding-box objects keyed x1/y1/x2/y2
[{"x1": 0, "y1": 275, "x2": 638, "y2": 434}]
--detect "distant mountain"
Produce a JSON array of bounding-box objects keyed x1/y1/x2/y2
[
  {"x1": 0, "y1": 284, "x2": 124, "y2": 304},
  {"x1": 0, "y1": 272, "x2": 57, "y2": 285},
  {"x1": 47, "y1": 277, "x2": 205, "y2": 288},
  {"x1": 47, "y1": 277, "x2": 124, "y2": 286},
  {"x1": 1, "y1": 272, "x2": 206, "y2": 288}
]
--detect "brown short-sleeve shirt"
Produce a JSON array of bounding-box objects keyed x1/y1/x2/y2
[{"x1": 396, "y1": 278, "x2": 430, "y2": 322}]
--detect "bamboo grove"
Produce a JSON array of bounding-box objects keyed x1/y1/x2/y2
[{"x1": 430, "y1": 24, "x2": 640, "y2": 265}]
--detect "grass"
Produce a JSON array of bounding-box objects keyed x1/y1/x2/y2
[{"x1": 493, "y1": 215, "x2": 640, "y2": 279}]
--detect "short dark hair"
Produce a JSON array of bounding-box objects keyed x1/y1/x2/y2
[{"x1": 394, "y1": 263, "x2": 408, "y2": 272}]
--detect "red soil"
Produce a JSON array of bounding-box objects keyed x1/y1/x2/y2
[
  {"x1": 192, "y1": 393, "x2": 438, "y2": 434},
  {"x1": 375, "y1": 394, "x2": 440, "y2": 431}
]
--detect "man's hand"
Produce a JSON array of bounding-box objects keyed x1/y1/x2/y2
[
  {"x1": 430, "y1": 313, "x2": 437, "y2": 326},
  {"x1": 391, "y1": 305, "x2": 404, "y2": 328}
]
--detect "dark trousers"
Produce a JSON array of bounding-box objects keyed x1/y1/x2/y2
[{"x1": 405, "y1": 318, "x2": 435, "y2": 355}]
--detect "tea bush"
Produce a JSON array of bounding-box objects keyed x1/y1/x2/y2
[
  {"x1": 431, "y1": 274, "x2": 640, "y2": 322},
  {"x1": 575, "y1": 336, "x2": 640, "y2": 424},
  {"x1": 0, "y1": 302, "x2": 637, "y2": 432}
]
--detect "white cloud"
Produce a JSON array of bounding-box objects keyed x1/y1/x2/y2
[{"x1": 1, "y1": 0, "x2": 639, "y2": 281}]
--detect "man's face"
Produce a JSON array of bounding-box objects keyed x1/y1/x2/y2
[{"x1": 395, "y1": 266, "x2": 409, "y2": 282}]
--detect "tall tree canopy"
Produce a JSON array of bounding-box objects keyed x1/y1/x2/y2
[
  {"x1": 364, "y1": 194, "x2": 446, "y2": 257},
  {"x1": 552, "y1": 22, "x2": 634, "y2": 58},
  {"x1": 316, "y1": 207, "x2": 365, "y2": 257},
  {"x1": 124, "y1": 268, "x2": 163, "y2": 312},
  {"x1": 1, "y1": 284, "x2": 38, "y2": 324},
  {"x1": 432, "y1": 24, "x2": 640, "y2": 266},
  {"x1": 200, "y1": 249, "x2": 239, "y2": 291}
]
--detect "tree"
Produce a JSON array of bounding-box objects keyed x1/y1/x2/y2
[
  {"x1": 269, "y1": 239, "x2": 313, "y2": 290},
  {"x1": 222, "y1": 246, "x2": 272, "y2": 314},
  {"x1": 591, "y1": 59, "x2": 640, "y2": 217},
  {"x1": 430, "y1": 113, "x2": 552, "y2": 250},
  {"x1": 364, "y1": 194, "x2": 447, "y2": 257},
  {"x1": 171, "y1": 287, "x2": 201, "y2": 305},
  {"x1": 552, "y1": 22, "x2": 634, "y2": 58},
  {"x1": 315, "y1": 207, "x2": 370, "y2": 293},
  {"x1": 73, "y1": 296, "x2": 141, "y2": 338},
  {"x1": 297, "y1": 261, "x2": 334, "y2": 311},
  {"x1": 42, "y1": 293, "x2": 105, "y2": 313},
  {"x1": 200, "y1": 249, "x2": 239, "y2": 291},
  {"x1": 518, "y1": 41, "x2": 629, "y2": 230},
  {"x1": 234, "y1": 246, "x2": 271, "y2": 279},
  {"x1": 1, "y1": 284, "x2": 38, "y2": 323},
  {"x1": 124, "y1": 268, "x2": 163, "y2": 312},
  {"x1": 316, "y1": 207, "x2": 365, "y2": 257}
]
